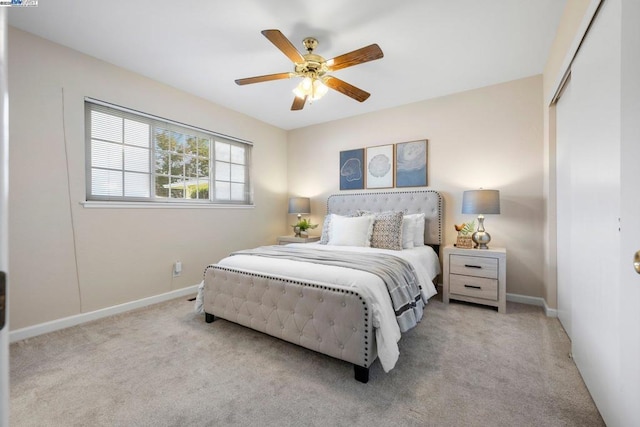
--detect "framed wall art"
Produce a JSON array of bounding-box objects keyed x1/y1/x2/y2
[
  {"x1": 395, "y1": 140, "x2": 428, "y2": 187},
  {"x1": 365, "y1": 144, "x2": 394, "y2": 189},
  {"x1": 339, "y1": 148, "x2": 365, "y2": 190}
]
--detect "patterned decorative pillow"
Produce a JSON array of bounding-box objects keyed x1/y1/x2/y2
[
  {"x1": 319, "y1": 214, "x2": 333, "y2": 244},
  {"x1": 358, "y1": 210, "x2": 404, "y2": 250}
]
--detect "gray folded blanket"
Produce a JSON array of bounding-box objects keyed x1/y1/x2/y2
[{"x1": 231, "y1": 246, "x2": 424, "y2": 333}]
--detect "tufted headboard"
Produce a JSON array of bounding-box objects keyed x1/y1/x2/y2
[{"x1": 326, "y1": 190, "x2": 443, "y2": 251}]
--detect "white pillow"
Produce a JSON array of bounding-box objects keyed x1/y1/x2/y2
[
  {"x1": 327, "y1": 215, "x2": 375, "y2": 247},
  {"x1": 402, "y1": 215, "x2": 416, "y2": 249},
  {"x1": 405, "y1": 213, "x2": 426, "y2": 246}
]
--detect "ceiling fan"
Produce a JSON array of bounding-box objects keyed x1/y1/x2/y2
[{"x1": 235, "y1": 29, "x2": 384, "y2": 111}]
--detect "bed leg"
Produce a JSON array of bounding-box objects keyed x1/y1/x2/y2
[
  {"x1": 205, "y1": 312, "x2": 215, "y2": 323},
  {"x1": 354, "y1": 365, "x2": 369, "y2": 383}
]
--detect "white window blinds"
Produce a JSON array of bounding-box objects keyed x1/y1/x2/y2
[{"x1": 85, "y1": 99, "x2": 252, "y2": 205}]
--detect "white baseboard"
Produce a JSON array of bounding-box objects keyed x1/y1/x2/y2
[
  {"x1": 543, "y1": 302, "x2": 558, "y2": 318},
  {"x1": 438, "y1": 285, "x2": 557, "y2": 317},
  {"x1": 10, "y1": 284, "x2": 200, "y2": 343},
  {"x1": 506, "y1": 293, "x2": 558, "y2": 317}
]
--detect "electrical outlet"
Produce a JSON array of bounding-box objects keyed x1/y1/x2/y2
[{"x1": 173, "y1": 261, "x2": 182, "y2": 277}]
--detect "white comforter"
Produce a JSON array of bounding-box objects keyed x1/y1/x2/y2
[{"x1": 214, "y1": 243, "x2": 440, "y2": 372}]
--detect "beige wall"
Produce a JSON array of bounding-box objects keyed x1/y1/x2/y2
[
  {"x1": 288, "y1": 76, "x2": 544, "y2": 298},
  {"x1": 8, "y1": 2, "x2": 589, "y2": 330},
  {"x1": 8, "y1": 28, "x2": 289, "y2": 329},
  {"x1": 541, "y1": 0, "x2": 594, "y2": 309}
]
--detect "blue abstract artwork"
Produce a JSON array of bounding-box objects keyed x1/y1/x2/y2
[
  {"x1": 339, "y1": 149, "x2": 364, "y2": 190},
  {"x1": 395, "y1": 140, "x2": 427, "y2": 187}
]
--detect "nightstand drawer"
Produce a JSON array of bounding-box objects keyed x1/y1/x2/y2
[
  {"x1": 449, "y1": 254, "x2": 498, "y2": 279},
  {"x1": 449, "y1": 274, "x2": 498, "y2": 301}
]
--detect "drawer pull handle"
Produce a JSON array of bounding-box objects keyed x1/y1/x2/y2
[
  {"x1": 464, "y1": 284, "x2": 482, "y2": 290},
  {"x1": 464, "y1": 264, "x2": 482, "y2": 269}
]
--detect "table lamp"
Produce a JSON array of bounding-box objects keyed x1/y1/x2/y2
[
  {"x1": 461, "y1": 189, "x2": 500, "y2": 249},
  {"x1": 288, "y1": 197, "x2": 311, "y2": 237},
  {"x1": 288, "y1": 197, "x2": 310, "y2": 220}
]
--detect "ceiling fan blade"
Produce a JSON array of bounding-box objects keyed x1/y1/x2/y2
[
  {"x1": 327, "y1": 44, "x2": 384, "y2": 72},
  {"x1": 261, "y1": 29, "x2": 305, "y2": 64},
  {"x1": 291, "y1": 95, "x2": 307, "y2": 111},
  {"x1": 323, "y1": 76, "x2": 371, "y2": 102},
  {"x1": 235, "y1": 72, "x2": 293, "y2": 85}
]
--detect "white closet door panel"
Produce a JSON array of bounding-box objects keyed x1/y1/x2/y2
[
  {"x1": 555, "y1": 80, "x2": 574, "y2": 339},
  {"x1": 0, "y1": 10, "x2": 8, "y2": 427},
  {"x1": 558, "y1": 0, "x2": 621, "y2": 423},
  {"x1": 618, "y1": 0, "x2": 640, "y2": 423}
]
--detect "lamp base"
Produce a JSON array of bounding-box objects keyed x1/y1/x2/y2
[{"x1": 472, "y1": 231, "x2": 491, "y2": 249}]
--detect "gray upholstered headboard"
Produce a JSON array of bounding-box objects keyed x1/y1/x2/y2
[{"x1": 326, "y1": 190, "x2": 443, "y2": 247}]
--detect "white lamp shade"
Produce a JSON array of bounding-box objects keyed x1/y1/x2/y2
[
  {"x1": 288, "y1": 197, "x2": 311, "y2": 215},
  {"x1": 462, "y1": 190, "x2": 501, "y2": 214}
]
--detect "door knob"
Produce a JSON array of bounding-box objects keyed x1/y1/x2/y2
[{"x1": 635, "y1": 251, "x2": 640, "y2": 275}]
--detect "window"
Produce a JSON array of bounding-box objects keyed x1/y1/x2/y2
[{"x1": 85, "y1": 99, "x2": 252, "y2": 205}]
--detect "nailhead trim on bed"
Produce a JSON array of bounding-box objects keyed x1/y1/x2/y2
[
  {"x1": 204, "y1": 264, "x2": 372, "y2": 368},
  {"x1": 203, "y1": 190, "x2": 443, "y2": 378}
]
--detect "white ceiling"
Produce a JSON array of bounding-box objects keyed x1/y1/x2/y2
[{"x1": 8, "y1": 0, "x2": 566, "y2": 130}]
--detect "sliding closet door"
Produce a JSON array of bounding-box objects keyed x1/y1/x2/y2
[
  {"x1": 555, "y1": 0, "x2": 622, "y2": 422},
  {"x1": 555, "y1": 79, "x2": 574, "y2": 339},
  {"x1": 618, "y1": 0, "x2": 640, "y2": 423}
]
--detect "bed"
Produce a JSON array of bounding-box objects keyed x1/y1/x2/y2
[{"x1": 201, "y1": 190, "x2": 443, "y2": 383}]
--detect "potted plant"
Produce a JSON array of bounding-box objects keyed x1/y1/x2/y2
[{"x1": 292, "y1": 218, "x2": 318, "y2": 237}]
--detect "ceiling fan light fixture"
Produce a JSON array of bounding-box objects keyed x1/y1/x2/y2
[
  {"x1": 292, "y1": 78, "x2": 311, "y2": 99},
  {"x1": 311, "y1": 79, "x2": 328, "y2": 100},
  {"x1": 292, "y1": 87, "x2": 306, "y2": 99},
  {"x1": 292, "y1": 76, "x2": 328, "y2": 101}
]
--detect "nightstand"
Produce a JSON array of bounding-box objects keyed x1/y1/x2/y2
[
  {"x1": 277, "y1": 235, "x2": 321, "y2": 245},
  {"x1": 442, "y1": 244, "x2": 507, "y2": 313}
]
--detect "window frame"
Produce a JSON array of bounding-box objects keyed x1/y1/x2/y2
[{"x1": 84, "y1": 98, "x2": 253, "y2": 207}]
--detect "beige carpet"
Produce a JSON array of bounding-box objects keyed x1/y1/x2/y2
[{"x1": 10, "y1": 294, "x2": 604, "y2": 426}]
